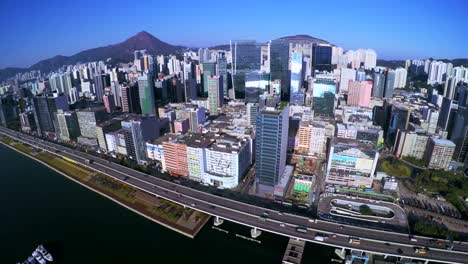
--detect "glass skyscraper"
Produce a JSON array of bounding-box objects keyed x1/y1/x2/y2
[
  {"x1": 231, "y1": 40, "x2": 262, "y2": 99},
  {"x1": 245, "y1": 71, "x2": 270, "y2": 103},
  {"x1": 137, "y1": 73, "x2": 157, "y2": 116},
  {"x1": 312, "y1": 77, "x2": 336, "y2": 117},
  {"x1": 32, "y1": 93, "x2": 69, "y2": 136},
  {"x1": 269, "y1": 39, "x2": 290, "y2": 102},
  {"x1": 312, "y1": 44, "x2": 332, "y2": 73},
  {"x1": 290, "y1": 52, "x2": 304, "y2": 105},
  {"x1": 384, "y1": 70, "x2": 395, "y2": 98},
  {"x1": 216, "y1": 52, "x2": 228, "y2": 97},
  {"x1": 202, "y1": 62, "x2": 216, "y2": 96},
  {"x1": 372, "y1": 73, "x2": 385, "y2": 98},
  {"x1": 255, "y1": 103, "x2": 289, "y2": 196}
]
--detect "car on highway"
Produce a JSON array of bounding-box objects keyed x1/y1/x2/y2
[
  {"x1": 348, "y1": 237, "x2": 361, "y2": 245},
  {"x1": 414, "y1": 247, "x2": 428, "y2": 254},
  {"x1": 295, "y1": 226, "x2": 307, "y2": 233},
  {"x1": 280, "y1": 223, "x2": 286, "y2": 228}
]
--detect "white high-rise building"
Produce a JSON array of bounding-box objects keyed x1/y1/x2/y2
[
  {"x1": 364, "y1": 49, "x2": 377, "y2": 69},
  {"x1": 332, "y1": 46, "x2": 344, "y2": 65},
  {"x1": 428, "y1": 61, "x2": 448, "y2": 85},
  {"x1": 339, "y1": 68, "x2": 356, "y2": 92},
  {"x1": 453, "y1": 66, "x2": 466, "y2": 83},
  {"x1": 394, "y1": 68, "x2": 408, "y2": 88}
]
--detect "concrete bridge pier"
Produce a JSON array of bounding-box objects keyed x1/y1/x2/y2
[
  {"x1": 250, "y1": 227, "x2": 262, "y2": 238},
  {"x1": 214, "y1": 216, "x2": 224, "y2": 226},
  {"x1": 334, "y1": 248, "x2": 346, "y2": 259}
]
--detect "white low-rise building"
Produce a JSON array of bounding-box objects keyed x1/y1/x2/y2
[{"x1": 204, "y1": 135, "x2": 251, "y2": 188}]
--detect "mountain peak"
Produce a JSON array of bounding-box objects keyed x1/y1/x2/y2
[
  {"x1": 126, "y1": 31, "x2": 159, "y2": 43},
  {"x1": 134, "y1": 31, "x2": 154, "y2": 38},
  {"x1": 278, "y1": 34, "x2": 329, "y2": 44}
]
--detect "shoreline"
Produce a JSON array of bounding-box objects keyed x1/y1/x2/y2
[{"x1": 0, "y1": 140, "x2": 210, "y2": 239}]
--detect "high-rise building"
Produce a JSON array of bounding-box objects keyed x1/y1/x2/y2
[
  {"x1": 183, "y1": 61, "x2": 197, "y2": 101},
  {"x1": 188, "y1": 105, "x2": 205, "y2": 133},
  {"x1": 138, "y1": 73, "x2": 157, "y2": 116},
  {"x1": 290, "y1": 52, "x2": 304, "y2": 105},
  {"x1": 269, "y1": 39, "x2": 291, "y2": 101},
  {"x1": 76, "y1": 106, "x2": 107, "y2": 139},
  {"x1": 424, "y1": 138, "x2": 455, "y2": 170},
  {"x1": 231, "y1": 40, "x2": 262, "y2": 99},
  {"x1": 245, "y1": 71, "x2": 270, "y2": 103},
  {"x1": 0, "y1": 94, "x2": 17, "y2": 128},
  {"x1": 326, "y1": 138, "x2": 378, "y2": 188},
  {"x1": 256, "y1": 103, "x2": 289, "y2": 196},
  {"x1": 450, "y1": 94, "x2": 468, "y2": 162},
  {"x1": 96, "y1": 118, "x2": 122, "y2": 152},
  {"x1": 386, "y1": 103, "x2": 411, "y2": 146},
  {"x1": 121, "y1": 84, "x2": 140, "y2": 114},
  {"x1": 312, "y1": 44, "x2": 332, "y2": 73},
  {"x1": 53, "y1": 109, "x2": 80, "y2": 141},
  {"x1": 202, "y1": 62, "x2": 217, "y2": 96},
  {"x1": 93, "y1": 74, "x2": 110, "y2": 103},
  {"x1": 19, "y1": 111, "x2": 36, "y2": 132},
  {"x1": 122, "y1": 115, "x2": 160, "y2": 164},
  {"x1": 216, "y1": 52, "x2": 228, "y2": 97},
  {"x1": 394, "y1": 68, "x2": 408, "y2": 89},
  {"x1": 444, "y1": 76, "x2": 458, "y2": 100},
  {"x1": 438, "y1": 97, "x2": 456, "y2": 132},
  {"x1": 339, "y1": 68, "x2": 356, "y2": 92},
  {"x1": 246, "y1": 103, "x2": 259, "y2": 127},
  {"x1": 312, "y1": 76, "x2": 336, "y2": 117},
  {"x1": 393, "y1": 130, "x2": 429, "y2": 159},
  {"x1": 428, "y1": 61, "x2": 448, "y2": 85},
  {"x1": 364, "y1": 49, "x2": 377, "y2": 69},
  {"x1": 384, "y1": 70, "x2": 395, "y2": 98},
  {"x1": 32, "y1": 93, "x2": 69, "y2": 136},
  {"x1": 103, "y1": 94, "x2": 116, "y2": 113},
  {"x1": 372, "y1": 73, "x2": 385, "y2": 97},
  {"x1": 347, "y1": 81, "x2": 372, "y2": 107},
  {"x1": 207, "y1": 76, "x2": 223, "y2": 116}
]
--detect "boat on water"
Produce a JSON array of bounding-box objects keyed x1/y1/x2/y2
[
  {"x1": 17, "y1": 245, "x2": 53, "y2": 264},
  {"x1": 32, "y1": 250, "x2": 47, "y2": 264},
  {"x1": 37, "y1": 245, "x2": 53, "y2": 261}
]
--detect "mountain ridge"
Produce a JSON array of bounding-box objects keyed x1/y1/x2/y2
[
  {"x1": 1, "y1": 31, "x2": 467, "y2": 82},
  {"x1": 0, "y1": 31, "x2": 186, "y2": 81}
]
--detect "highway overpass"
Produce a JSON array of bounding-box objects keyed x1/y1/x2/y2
[{"x1": 1, "y1": 126, "x2": 467, "y2": 264}]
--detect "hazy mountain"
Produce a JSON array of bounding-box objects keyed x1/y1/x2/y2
[
  {"x1": 0, "y1": 31, "x2": 186, "y2": 81},
  {"x1": 2, "y1": 31, "x2": 467, "y2": 82},
  {"x1": 278, "y1": 34, "x2": 329, "y2": 44}
]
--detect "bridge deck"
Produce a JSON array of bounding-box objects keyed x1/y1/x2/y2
[{"x1": 282, "y1": 238, "x2": 305, "y2": 264}]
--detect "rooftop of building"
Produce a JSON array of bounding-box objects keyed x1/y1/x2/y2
[
  {"x1": 431, "y1": 137, "x2": 456, "y2": 147},
  {"x1": 187, "y1": 133, "x2": 217, "y2": 148},
  {"x1": 332, "y1": 137, "x2": 377, "y2": 157},
  {"x1": 208, "y1": 134, "x2": 248, "y2": 153}
]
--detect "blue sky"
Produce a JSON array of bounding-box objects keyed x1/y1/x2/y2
[{"x1": 0, "y1": 0, "x2": 467, "y2": 68}]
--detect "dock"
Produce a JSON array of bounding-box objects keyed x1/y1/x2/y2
[{"x1": 282, "y1": 238, "x2": 305, "y2": 264}]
